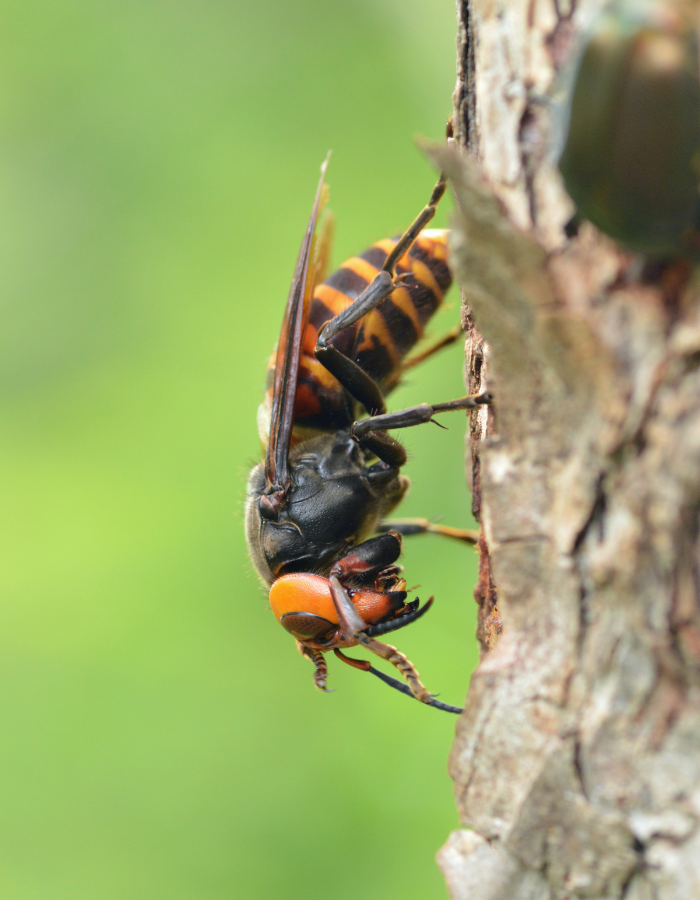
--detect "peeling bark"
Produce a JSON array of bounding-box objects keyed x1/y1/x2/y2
[{"x1": 437, "y1": 2, "x2": 700, "y2": 898}]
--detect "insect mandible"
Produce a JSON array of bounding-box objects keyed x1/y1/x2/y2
[{"x1": 245, "y1": 151, "x2": 491, "y2": 712}]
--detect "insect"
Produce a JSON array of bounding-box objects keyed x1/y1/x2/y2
[
  {"x1": 559, "y1": 0, "x2": 700, "y2": 257},
  {"x1": 245, "y1": 155, "x2": 490, "y2": 712}
]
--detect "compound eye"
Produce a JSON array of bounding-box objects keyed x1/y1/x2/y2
[{"x1": 280, "y1": 612, "x2": 335, "y2": 641}]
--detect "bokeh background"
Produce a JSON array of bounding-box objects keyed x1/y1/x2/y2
[{"x1": 0, "y1": 2, "x2": 481, "y2": 898}]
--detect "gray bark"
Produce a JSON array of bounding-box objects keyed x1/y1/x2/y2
[{"x1": 436, "y1": 2, "x2": 700, "y2": 898}]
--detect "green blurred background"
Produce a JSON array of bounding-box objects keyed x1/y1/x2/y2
[{"x1": 0, "y1": 2, "x2": 480, "y2": 898}]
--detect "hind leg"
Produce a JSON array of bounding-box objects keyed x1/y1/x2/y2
[{"x1": 313, "y1": 170, "x2": 450, "y2": 420}]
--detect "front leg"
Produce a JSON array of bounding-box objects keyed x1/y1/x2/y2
[
  {"x1": 330, "y1": 532, "x2": 403, "y2": 583},
  {"x1": 298, "y1": 643, "x2": 331, "y2": 692},
  {"x1": 327, "y1": 572, "x2": 432, "y2": 704},
  {"x1": 323, "y1": 533, "x2": 405, "y2": 637},
  {"x1": 334, "y1": 646, "x2": 463, "y2": 714}
]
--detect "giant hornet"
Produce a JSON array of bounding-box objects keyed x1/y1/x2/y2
[{"x1": 245, "y1": 154, "x2": 490, "y2": 713}]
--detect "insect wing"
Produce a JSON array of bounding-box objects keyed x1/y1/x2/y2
[
  {"x1": 265, "y1": 156, "x2": 330, "y2": 492},
  {"x1": 312, "y1": 205, "x2": 335, "y2": 287}
]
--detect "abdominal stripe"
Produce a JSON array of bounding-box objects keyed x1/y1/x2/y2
[{"x1": 324, "y1": 265, "x2": 369, "y2": 299}]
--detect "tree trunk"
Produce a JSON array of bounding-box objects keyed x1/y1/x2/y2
[{"x1": 436, "y1": 2, "x2": 700, "y2": 898}]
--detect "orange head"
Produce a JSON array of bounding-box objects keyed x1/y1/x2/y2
[{"x1": 269, "y1": 573, "x2": 404, "y2": 645}]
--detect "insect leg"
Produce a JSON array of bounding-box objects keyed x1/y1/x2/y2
[
  {"x1": 356, "y1": 632, "x2": 432, "y2": 703},
  {"x1": 328, "y1": 574, "x2": 370, "y2": 639},
  {"x1": 352, "y1": 393, "x2": 491, "y2": 440},
  {"x1": 313, "y1": 172, "x2": 450, "y2": 415},
  {"x1": 328, "y1": 573, "x2": 432, "y2": 703},
  {"x1": 366, "y1": 667, "x2": 463, "y2": 714},
  {"x1": 317, "y1": 168, "x2": 448, "y2": 353},
  {"x1": 334, "y1": 648, "x2": 372, "y2": 671},
  {"x1": 327, "y1": 533, "x2": 407, "y2": 613},
  {"x1": 359, "y1": 430, "x2": 408, "y2": 467},
  {"x1": 364, "y1": 597, "x2": 433, "y2": 637},
  {"x1": 298, "y1": 643, "x2": 331, "y2": 692},
  {"x1": 315, "y1": 342, "x2": 387, "y2": 417},
  {"x1": 400, "y1": 326, "x2": 462, "y2": 371},
  {"x1": 335, "y1": 648, "x2": 463, "y2": 714},
  {"x1": 316, "y1": 271, "x2": 395, "y2": 347},
  {"x1": 381, "y1": 171, "x2": 447, "y2": 277},
  {"x1": 313, "y1": 273, "x2": 393, "y2": 418},
  {"x1": 377, "y1": 518, "x2": 479, "y2": 544},
  {"x1": 330, "y1": 532, "x2": 403, "y2": 582}
]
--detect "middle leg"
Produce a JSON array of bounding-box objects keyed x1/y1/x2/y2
[
  {"x1": 352, "y1": 393, "x2": 491, "y2": 441},
  {"x1": 377, "y1": 518, "x2": 479, "y2": 544}
]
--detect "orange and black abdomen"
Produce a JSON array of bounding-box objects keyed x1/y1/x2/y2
[{"x1": 291, "y1": 229, "x2": 451, "y2": 432}]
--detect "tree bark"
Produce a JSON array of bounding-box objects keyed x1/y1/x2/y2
[{"x1": 437, "y1": 2, "x2": 700, "y2": 899}]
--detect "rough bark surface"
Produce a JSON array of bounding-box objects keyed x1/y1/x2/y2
[{"x1": 437, "y1": 2, "x2": 700, "y2": 899}]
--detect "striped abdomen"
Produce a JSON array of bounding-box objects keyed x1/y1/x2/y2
[{"x1": 287, "y1": 229, "x2": 451, "y2": 434}]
